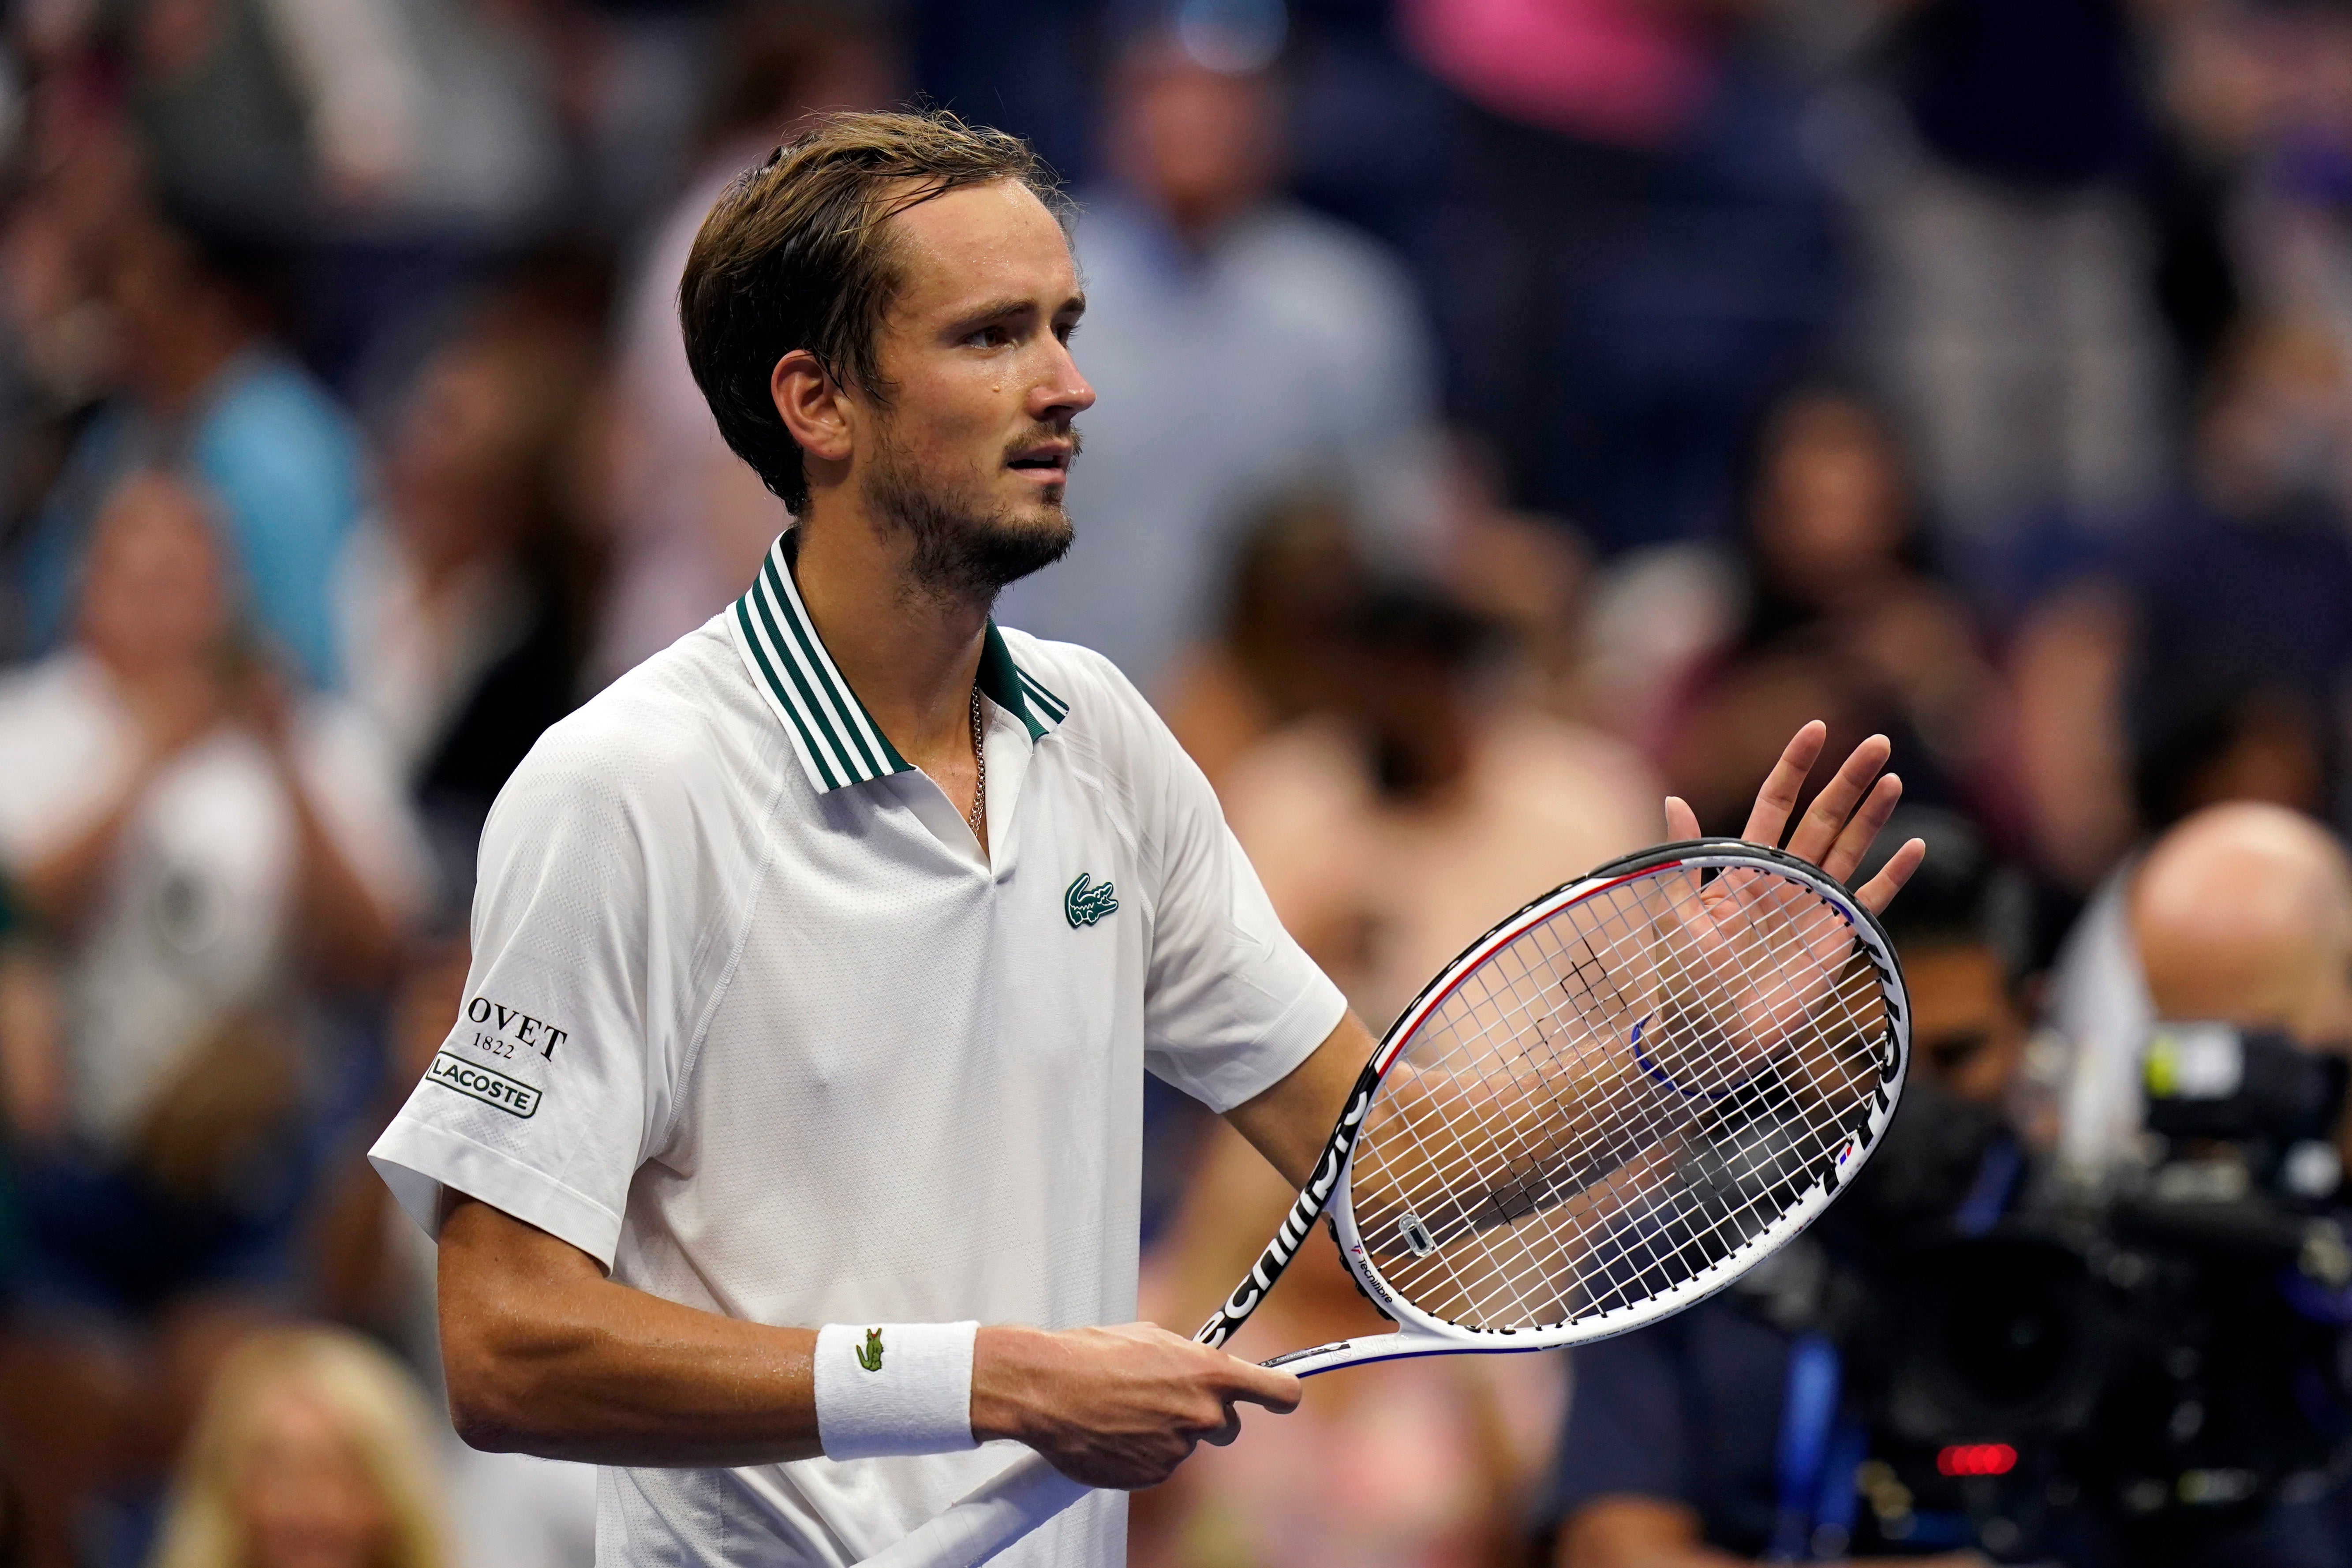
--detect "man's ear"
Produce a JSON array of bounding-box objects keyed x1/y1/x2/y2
[{"x1": 772, "y1": 348, "x2": 853, "y2": 468}]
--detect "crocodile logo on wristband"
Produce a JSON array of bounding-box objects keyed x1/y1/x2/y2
[{"x1": 856, "y1": 1328, "x2": 885, "y2": 1371}]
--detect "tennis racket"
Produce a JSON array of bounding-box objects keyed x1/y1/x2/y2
[{"x1": 861, "y1": 835, "x2": 1910, "y2": 1568}]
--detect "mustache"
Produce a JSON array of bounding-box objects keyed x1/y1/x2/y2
[{"x1": 1003, "y1": 425, "x2": 1082, "y2": 464}]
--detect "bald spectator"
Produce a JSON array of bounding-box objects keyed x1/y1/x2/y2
[
  {"x1": 2056, "y1": 803, "x2": 2352, "y2": 1178},
  {"x1": 2086, "y1": 802, "x2": 2352, "y2": 1566},
  {"x1": 2135, "y1": 803, "x2": 2352, "y2": 1045}
]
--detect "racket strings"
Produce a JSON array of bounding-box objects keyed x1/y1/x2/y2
[
  {"x1": 1549, "y1": 900, "x2": 1882, "y2": 1319},
  {"x1": 1347, "y1": 864, "x2": 1891, "y2": 1333}
]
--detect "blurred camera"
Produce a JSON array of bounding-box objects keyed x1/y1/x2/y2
[{"x1": 1794, "y1": 1026, "x2": 2352, "y2": 1560}]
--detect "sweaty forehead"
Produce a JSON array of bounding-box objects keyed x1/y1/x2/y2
[{"x1": 882, "y1": 180, "x2": 1076, "y2": 318}]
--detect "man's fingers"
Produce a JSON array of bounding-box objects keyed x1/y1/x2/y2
[
  {"x1": 1212, "y1": 1357, "x2": 1303, "y2": 1414},
  {"x1": 1664, "y1": 794, "x2": 1701, "y2": 840},
  {"x1": 1821, "y1": 771, "x2": 1903, "y2": 885},
  {"x1": 1739, "y1": 721, "x2": 1826, "y2": 847},
  {"x1": 1855, "y1": 836, "x2": 1926, "y2": 915},
  {"x1": 1201, "y1": 1403, "x2": 1244, "y2": 1446},
  {"x1": 1784, "y1": 733, "x2": 1892, "y2": 865}
]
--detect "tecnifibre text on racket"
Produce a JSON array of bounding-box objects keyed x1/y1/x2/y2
[{"x1": 860, "y1": 836, "x2": 1910, "y2": 1568}]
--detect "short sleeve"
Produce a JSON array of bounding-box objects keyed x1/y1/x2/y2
[
  {"x1": 1132, "y1": 693, "x2": 1348, "y2": 1112},
  {"x1": 369, "y1": 737, "x2": 683, "y2": 1269}
]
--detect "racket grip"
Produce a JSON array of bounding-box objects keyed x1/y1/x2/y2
[{"x1": 856, "y1": 1452, "x2": 1092, "y2": 1568}]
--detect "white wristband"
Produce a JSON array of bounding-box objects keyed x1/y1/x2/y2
[{"x1": 813, "y1": 1322, "x2": 981, "y2": 1461}]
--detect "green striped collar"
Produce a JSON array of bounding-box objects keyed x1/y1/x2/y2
[{"x1": 728, "y1": 530, "x2": 1068, "y2": 793}]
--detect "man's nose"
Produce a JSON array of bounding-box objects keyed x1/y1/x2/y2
[{"x1": 1032, "y1": 341, "x2": 1096, "y2": 419}]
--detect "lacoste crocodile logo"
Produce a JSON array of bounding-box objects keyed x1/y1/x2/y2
[
  {"x1": 856, "y1": 1328, "x2": 884, "y2": 1372},
  {"x1": 1065, "y1": 873, "x2": 1119, "y2": 928}
]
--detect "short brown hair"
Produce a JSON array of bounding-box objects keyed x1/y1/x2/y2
[{"x1": 680, "y1": 109, "x2": 1064, "y2": 513}]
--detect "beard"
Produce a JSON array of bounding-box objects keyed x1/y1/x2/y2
[{"x1": 866, "y1": 424, "x2": 1077, "y2": 603}]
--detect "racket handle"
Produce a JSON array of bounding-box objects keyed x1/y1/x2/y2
[{"x1": 856, "y1": 1452, "x2": 1091, "y2": 1568}]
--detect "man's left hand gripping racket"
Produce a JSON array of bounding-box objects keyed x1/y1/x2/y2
[{"x1": 861, "y1": 835, "x2": 1909, "y2": 1568}]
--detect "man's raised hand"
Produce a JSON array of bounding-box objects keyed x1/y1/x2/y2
[
  {"x1": 1663, "y1": 720, "x2": 1924, "y2": 914},
  {"x1": 1649, "y1": 722, "x2": 1923, "y2": 1066}
]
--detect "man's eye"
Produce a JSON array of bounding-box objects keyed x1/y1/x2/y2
[{"x1": 968, "y1": 326, "x2": 1012, "y2": 348}]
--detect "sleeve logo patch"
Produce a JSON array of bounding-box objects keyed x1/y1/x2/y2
[
  {"x1": 1065, "y1": 872, "x2": 1119, "y2": 928},
  {"x1": 856, "y1": 1328, "x2": 885, "y2": 1371},
  {"x1": 463, "y1": 996, "x2": 568, "y2": 1061},
  {"x1": 426, "y1": 1051, "x2": 542, "y2": 1119}
]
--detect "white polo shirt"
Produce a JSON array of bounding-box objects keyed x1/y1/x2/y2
[{"x1": 369, "y1": 531, "x2": 1346, "y2": 1568}]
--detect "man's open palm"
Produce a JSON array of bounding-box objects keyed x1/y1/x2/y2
[{"x1": 1658, "y1": 722, "x2": 1924, "y2": 1067}]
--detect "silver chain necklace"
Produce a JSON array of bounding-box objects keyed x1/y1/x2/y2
[{"x1": 965, "y1": 687, "x2": 987, "y2": 836}]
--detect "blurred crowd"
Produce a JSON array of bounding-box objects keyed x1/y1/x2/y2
[{"x1": 1, "y1": 0, "x2": 2352, "y2": 1565}]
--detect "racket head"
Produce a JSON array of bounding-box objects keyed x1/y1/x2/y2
[{"x1": 1328, "y1": 838, "x2": 1908, "y2": 1352}]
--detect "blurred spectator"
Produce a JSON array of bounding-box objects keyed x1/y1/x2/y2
[
  {"x1": 2050, "y1": 802, "x2": 2352, "y2": 1564},
  {"x1": 18, "y1": 211, "x2": 364, "y2": 686},
  {"x1": 1221, "y1": 580, "x2": 1657, "y2": 1031},
  {"x1": 334, "y1": 290, "x2": 602, "y2": 899},
  {"x1": 126, "y1": 0, "x2": 561, "y2": 238},
  {"x1": 311, "y1": 945, "x2": 463, "y2": 1377},
  {"x1": 2034, "y1": 316, "x2": 2352, "y2": 1171},
  {"x1": 1443, "y1": 498, "x2": 1598, "y2": 726},
  {"x1": 1541, "y1": 812, "x2": 2038, "y2": 1568},
  {"x1": 1402, "y1": 0, "x2": 1840, "y2": 551},
  {"x1": 0, "y1": 184, "x2": 118, "y2": 568},
  {"x1": 2002, "y1": 309, "x2": 2352, "y2": 897},
  {"x1": 2199, "y1": 3, "x2": 2352, "y2": 383},
  {"x1": 307, "y1": 940, "x2": 598, "y2": 1568},
  {"x1": 125, "y1": 0, "x2": 317, "y2": 236},
  {"x1": 148, "y1": 1325, "x2": 451, "y2": 1568},
  {"x1": 1158, "y1": 489, "x2": 1372, "y2": 792},
  {"x1": 113, "y1": 0, "x2": 575, "y2": 394},
  {"x1": 2006, "y1": 577, "x2": 2138, "y2": 898},
  {"x1": 1574, "y1": 540, "x2": 1745, "y2": 750},
  {"x1": 1402, "y1": 0, "x2": 1722, "y2": 150},
  {"x1": 2127, "y1": 318, "x2": 2352, "y2": 832},
  {"x1": 2136, "y1": 801, "x2": 2352, "y2": 1055},
  {"x1": 995, "y1": 31, "x2": 1445, "y2": 700},
  {"x1": 1858, "y1": 0, "x2": 2173, "y2": 590},
  {"x1": 2050, "y1": 795, "x2": 2352, "y2": 1183},
  {"x1": 0, "y1": 472, "x2": 424, "y2": 1568},
  {"x1": 1660, "y1": 389, "x2": 2008, "y2": 840},
  {"x1": 593, "y1": 2, "x2": 898, "y2": 685}
]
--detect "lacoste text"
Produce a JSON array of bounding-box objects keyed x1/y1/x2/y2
[{"x1": 427, "y1": 1052, "x2": 541, "y2": 1118}]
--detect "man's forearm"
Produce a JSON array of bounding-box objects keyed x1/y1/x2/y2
[
  {"x1": 438, "y1": 1194, "x2": 826, "y2": 1466},
  {"x1": 436, "y1": 1193, "x2": 1301, "y2": 1478}
]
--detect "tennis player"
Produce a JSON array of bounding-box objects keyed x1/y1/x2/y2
[{"x1": 367, "y1": 110, "x2": 1922, "y2": 1567}]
